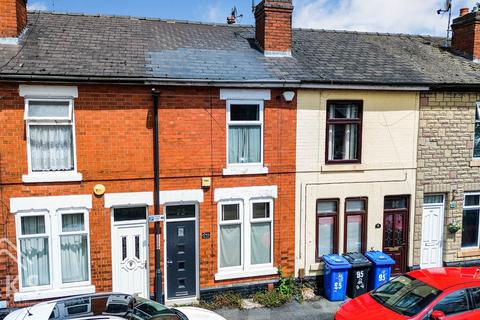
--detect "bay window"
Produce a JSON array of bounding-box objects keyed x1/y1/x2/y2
[
  {"x1": 326, "y1": 101, "x2": 362, "y2": 163},
  {"x1": 344, "y1": 198, "x2": 367, "y2": 253},
  {"x1": 316, "y1": 199, "x2": 339, "y2": 260},
  {"x1": 462, "y1": 193, "x2": 480, "y2": 248},
  {"x1": 217, "y1": 198, "x2": 274, "y2": 279},
  {"x1": 227, "y1": 101, "x2": 263, "y2": 165}
]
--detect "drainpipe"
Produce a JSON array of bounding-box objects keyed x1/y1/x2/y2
[{"x1": 152, "y1": 89, "x2": 164, "y2": 304}]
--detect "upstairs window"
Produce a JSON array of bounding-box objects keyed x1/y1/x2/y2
[
  {"x1": 326, "y1": 101, "x2": 362, "y2": 163},
  {"x1": 227, "y1": 101, "x2": 263, "y2": 165},
  {"x1": 474, "y1": 102, "x2": 480, "y2": 158},
  {"x1": 25, "y1": 99, "x2": 76, "y2": 173}
]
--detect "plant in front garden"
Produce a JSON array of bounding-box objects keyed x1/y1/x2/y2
[{"x1": 253, "y1": 268, "x2": 304, "y2": 308}]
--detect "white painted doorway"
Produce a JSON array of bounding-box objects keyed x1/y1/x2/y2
[
  {"x1": 111, "y1": 207, "x2": 149, "y2": 298},
  {"x1": 421, "y1": 195, "x2": 445, "y2": 269}
]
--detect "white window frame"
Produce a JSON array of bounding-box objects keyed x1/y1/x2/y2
[
  {"x1": 224, "y1": 100, "x2": 268, "y2": 175},
  {"x1": 249, "y1": 198, "x2": 274, "y2": 269},
  {"x1": 16, "y1": 210, "x2": 53, "y2": 291},
  {"x1": 23, "y1": 98, "x2": 82, "y2": 183},
  {"x1": 462, "y1": 192, "x2": 480, "y2": 249},
  {"x1": 15, "y1": 208, "x2": 93, "y2": 300},
  {"x1": 216, "y1": 198, "x2": 275, "y2": 280},
  {"x1": 57, "y1": 209, "x2": 91, "y2": 287},
  {"x1": 473, "y1": 102, "x2": 480, "y2": 160},
  {"x1": 217, "y1": 200, "x2": 244, "y2": 273}
]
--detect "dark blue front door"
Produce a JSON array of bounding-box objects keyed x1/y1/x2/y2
[{"x1": 166, "y1": 219, "x2": 196, "y2": 299}]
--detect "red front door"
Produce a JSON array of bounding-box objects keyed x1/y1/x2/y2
[{"x1": 383, "y1": 196, "x2": 410, "y2": 275}]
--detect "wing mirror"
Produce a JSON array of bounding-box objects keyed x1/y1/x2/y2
[{"x1": 430, "y1": 310, "x2": 446, "y2": 320}]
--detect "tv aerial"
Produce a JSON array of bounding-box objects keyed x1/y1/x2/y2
[
  {"x1": 437, "y1": 0, "x2": 453, "y2": 48},
  {"x1": 227, "y1": 6, "x2": 243, "y2": 24}
]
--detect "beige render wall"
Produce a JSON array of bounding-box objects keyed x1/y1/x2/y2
[
  {"x1": 295, "y1": 89, "x2": 419, "y2": 276},
  {"x1": 415, "y1": 91, "x2": 480, "y2": 266}
]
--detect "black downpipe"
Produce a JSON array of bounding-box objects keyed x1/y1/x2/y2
[{"x1": 152, "y1": 89, "x2": 164, "y2": 304}]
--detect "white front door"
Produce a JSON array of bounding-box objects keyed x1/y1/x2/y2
[
  {"x1": 112, "y1": 223, "x2": 148, "y2": 297},
  {"x1": 421, "y1": 195, "x2": 445, "y2": 269}
]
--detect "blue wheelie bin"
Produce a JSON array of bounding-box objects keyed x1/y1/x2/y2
[
  {"x1": 323, "y1": 254, "x2": 351, "y2": 301},
  {"x1": 364, "y1": 251, "x2": 395, "y2": 290}
]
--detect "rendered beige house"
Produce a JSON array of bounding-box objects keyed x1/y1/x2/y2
[
  {"x1": 292, "y1": 7, "x2": 480, "y2": 280},
  {"x1": 295, "y1": 89, "x2": 420, "y2": 277}
]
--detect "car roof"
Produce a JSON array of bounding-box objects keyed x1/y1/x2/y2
[{"x1": 409, "y1": 267, "x2": 480, "y2": 291}]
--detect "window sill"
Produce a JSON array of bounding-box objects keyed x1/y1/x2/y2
[
  {"x1": 470, "y1": 160, "x2": 480, "y2": 167},
  {"x1": 14, "y1": 285, "x2": 95, "y2": 302},
  {"x1": 321, "y1": 164, "x2": 365, "y2": 172},
  {"x1": 22, "y1": 172, "x2": 83, "y2": 183},
  {"x1": 215, "y1": 267, "x2": 278, "y2": 281},
  {"x1": 458, "y1": 248, "x2": 480, "y2": 258},
  {"x1": 223, "y1": 166, "x2": 268, "y2": 176}
]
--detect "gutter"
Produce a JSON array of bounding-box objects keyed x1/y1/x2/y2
[
  {"x1": 151, "y1": 89, "x2": 164, "y2": 304},
  {"x1": 4, "y1": 73, "x2": 480, "y2": 91}
]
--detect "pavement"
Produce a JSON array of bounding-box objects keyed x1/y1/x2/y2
[{"x1": 216, "y1": 299, "x2": 341, "y2": 320}]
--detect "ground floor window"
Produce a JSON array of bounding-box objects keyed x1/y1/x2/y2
[
  {"x1": 316, "y1": 199, "x2": 339, "y2": 259},
  {"x1": 218, "y1": 198, "x2": 273, "y2": 273},
  {"x1": 16, "y1": 209, "x2": 91, "y2": 291},
  {"x1": 462, "y1": 193, "x2": 480, "y2": 248},
  {"x1": 344, "y1": 198, "x2": 367, "y2": 253}
]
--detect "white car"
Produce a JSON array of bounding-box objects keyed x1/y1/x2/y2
[{"x1": 5, "y1": 293, "x2": 226, "y2": 320}]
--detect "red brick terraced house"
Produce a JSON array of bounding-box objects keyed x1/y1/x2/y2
[{"x1": 0, "y1": 0, "x2": 302, "y2": 306}]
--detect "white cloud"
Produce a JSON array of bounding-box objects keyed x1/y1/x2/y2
[
  {"x1": 27, "y1": 1, "x2": 48, "y2": 11},
  {"x1": 294, "y1": 0, "x2": 476, "y2": 36}
]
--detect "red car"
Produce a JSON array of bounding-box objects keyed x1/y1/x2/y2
[{"x1": 336, "y1": 267, "x2": 480, "y2": 320}]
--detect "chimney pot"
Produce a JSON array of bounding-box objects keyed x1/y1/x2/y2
[
  {"x1": 460, "y1": 8, "x2": 470, "y2": 17},
  {"x1": 451, "y1": 9, "x2": 480, "y2": 62}
]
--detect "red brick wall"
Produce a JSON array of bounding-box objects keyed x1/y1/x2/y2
[
  {"x1": 452, "y1": 12, "x2": 480, "y2": 60},
  {"x1": 255, "y1": 0, "x2": 293, "y2": 53},
  {"x1": 0, "y1": 83, "x2": 296, "y2": 305},
  {"x1": 0, "y1": 0, "x2": 27, "y2": 38}
]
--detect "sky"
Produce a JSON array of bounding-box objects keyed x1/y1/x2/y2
[{"x1": 27, "y1": 0, "x2": 478, "y2": 36}]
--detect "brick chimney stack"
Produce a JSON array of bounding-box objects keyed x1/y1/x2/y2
[
  {"x1": 254, "y1": 0, "x2": 293, "y2": 57},
  {"x1": 0, "y1": 0, "x2": 28, "y2": 39},
  {"x1": 451, "y1": 8, "x2": 480, "y2": 62}
]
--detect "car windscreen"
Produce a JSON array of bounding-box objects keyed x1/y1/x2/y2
[
  {"x1": 48, "y1": 294, "x2": 179, "y2": 320},
  {"x1": 132, "y1": 297, "x2": 179, "y2": 320},
  {"x1": 370, "y1": 275, "x2": 441, "y2": 317}
]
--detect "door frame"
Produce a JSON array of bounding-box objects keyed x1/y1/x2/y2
[
  {"x1": 421, "y1": 194, "x2": 445, "y2": 269},
  {"x1": 382, "y1": 195, "x2": 410, "y2": 275},
  {"x1": 110, "y1": 206, "x2": 149, "y2": 297},
  {"x1": 163, "y1": 202, "x2": 199, "y2": 304}
]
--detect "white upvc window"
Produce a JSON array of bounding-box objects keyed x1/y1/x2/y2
[
  {"x1": 217, "y1": 198, "x2": 274, "y2": 280},
  {"x1": 227, "y1": 100, "x2": 264, "y2": 166},
  {"x1": 473, "y1": 102, "x2": 480, "y2": 159},
  {"x1": 462, "y1": 193, "x2": 480, "y2": 249},
  {"x1": 23, "y1": 98, "x2": 81, "y2": 183},
  {"x1": 15, "y1": 209, "x2": 91, "y2": 295}
]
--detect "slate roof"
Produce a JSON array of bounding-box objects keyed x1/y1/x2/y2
[{"x1": 0, "y1": 11, "x2": 479, "y2": 86}]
